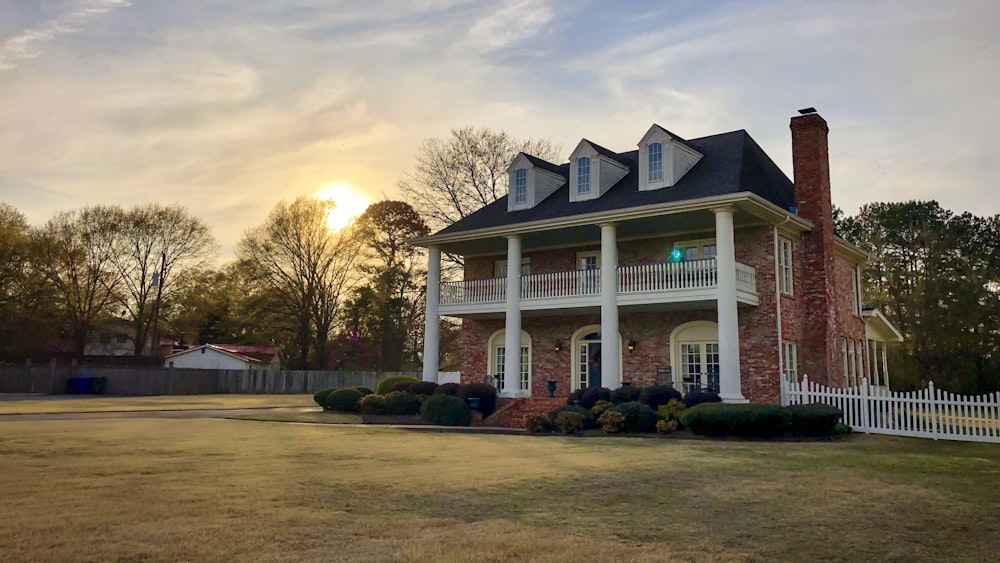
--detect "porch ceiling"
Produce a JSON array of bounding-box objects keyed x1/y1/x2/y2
[{"x1": 440, "y1": 208, "x2": 764, "y2": 257}]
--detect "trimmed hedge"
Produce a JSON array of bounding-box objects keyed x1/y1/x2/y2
[
  {"x1": 376, "y1": 376, "x2": 421, "y2": 396},
  {"x1": 680, "y1": 403, "x2": 845, "y2": 438},
  {"x1": 610, "y1": 385, "x2": 641, "y2": 404},
  {"x1": 567, "y1": 386, "x2": 612, "y2": 409},
  {"x1": 612, "y1": 401, "x2": 659, "y2": 433},
  {"x1": 684, "y1": 389, "x2": 722, "y2": 408},
  {"x1": 357, "y1": 394, "x2": 386, "y2": 415},
  {"x1": 433, "y1": 382, "x2": 461, "y2": 396},
  {"x1": 327, "y1": 388, "x2": 364, "y2": 412},
  {"x1": 421, "y1": 394, "x2": 472, "y2": 426},
  {"x1": 383, "y1": 391, "x2": 421, "y2": 415},
  {"x1": 313, "y1": 387, "x2": 337, "y2": 408},
  {"x1": 638, "y1": 384, "x2": 683, "y2": 410},
  {"x1": 408, "y1": 381, "x2": 439, "y2": 396},
  {"x1": 354, "y1": 386, "x2": 375, "y2": 396},
  {"x1": 458, "y1": 383, "x2": 498, "y2": 417},
  {"x1": 547, "y1": 405, "x2": 595, "y2": 429}
]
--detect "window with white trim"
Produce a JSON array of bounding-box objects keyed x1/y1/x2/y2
[
  {"x1": 851, "y1": 268, "x2": 861, "y2": 315},
  {"x1": 495, "y1": 258, "x2": 530, "y2": 278},
  {"x1": 513, "y1": 169, "x2": 527, "y2": 204},
  {"x1": 779, "y1": 238, "x2": 793, "y2": 295},
  {"x1": 673, "y1": 239, "x2": 717, "y2": 261},
  {"x1": 648, "y1": 142, "x2": 663, "y2": 182},
  {"x1": 489, "y1": 330, "x2": 531, "y2": 393},
  {"x1": 679, "y1": 342, "x2": 720, "y2": 394},
  {"x1": 577, "y1": 157, "x2": 591, "y2": 194},
  {"x1": 782, "y1": 341, "x2": 798, "y2": 382}
]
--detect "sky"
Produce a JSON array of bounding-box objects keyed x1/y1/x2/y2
[{"x1": 1, "y1": 0, "x2": 998, "y2": 257}]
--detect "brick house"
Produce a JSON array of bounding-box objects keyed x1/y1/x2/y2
[{"x1": 409, "y1": 110, "x2": 901, "y2": 408}]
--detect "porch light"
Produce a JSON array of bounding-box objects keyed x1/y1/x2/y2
[
  {"x1": 669, "y1": 248, "x2": 684, "y2": 263},
  {"x1": 554, "y1": 339, "x2": 562, "y2": 352},
  {"x1": 628, "y1": 339, "x2": 636, "y2": 352}
]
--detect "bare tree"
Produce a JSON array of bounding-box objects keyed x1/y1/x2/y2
[
  {"x1": 106, "y1": 204, "x2": 216, "y2": 356},
  {"x1": 36, "y1": 207, "x2": 122, "y2": 357},
  {"x1": 238, "y1": 197, "x2": 361, "y2": 369},
  {"x1": 399, "y1": 126, "x2": 560, "y2": 232}
]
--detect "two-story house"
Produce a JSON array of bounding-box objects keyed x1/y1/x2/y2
[{"x1": 409, "y1": 110, "x2": 901, "y2": 407}]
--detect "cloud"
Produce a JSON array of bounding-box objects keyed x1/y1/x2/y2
[
  {"x1": 0, "y1": 0, "x2": 131, "y2": 71},
  {"x1": 465, "y1": 0, "x2": 553, "y2": 51}
]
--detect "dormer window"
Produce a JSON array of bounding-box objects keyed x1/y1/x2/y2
[
  {"x1": 648, "y1": 143, "x2": 663, "y2": 182},
  {"x1": 513, "y1": 169, "x2": 527, "y2": 204},
  {"x1": 577, "y1": 157, "x2": 591, "y2": 194}
]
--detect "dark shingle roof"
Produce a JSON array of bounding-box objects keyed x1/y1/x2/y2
[
  {"x1": 436, "y1": 129, "x2": 794, "y2": 236},
  {"x1": 522, "y1": 153, "x2": 568, "y2": 176}
]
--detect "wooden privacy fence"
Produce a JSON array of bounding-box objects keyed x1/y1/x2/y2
[
  {"x1": 781, "y1": 375, "x2": 1000, "y2": 443},
  {"x1": 0, "y1": 364, "x2": 419, "y2": 396}
]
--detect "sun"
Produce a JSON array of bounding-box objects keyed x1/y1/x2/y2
[{"x1": 316, "y1": 182, "x2": 370, "y2": 231}]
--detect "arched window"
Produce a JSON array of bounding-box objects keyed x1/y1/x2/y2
[
  {"x1": 570, "y1": 325, "x2": 623, "y2": 391},
  {"x1": 670, "y1": 321, "x2": 720, "y2": 394},
  {"x1": 648, "y1": 142, "x2": 663, "y2": 182},
  {"x1": 487, "y1": 330, "x2": 532, "y2": 393},
  {"x1": 577, "y1": 157, "x2": 591, "y2": 194},
  {"x1": 513, "y1": 169, "x2": 527, "y2": 204}
]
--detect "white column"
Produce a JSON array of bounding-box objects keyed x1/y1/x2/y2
[
  {"x1": 600, "y1": 223, "x2": 621, "y2": 389},
  {"x1": 502, "y1": 236, "x2": 523, "y2": 397},
  {"x1": 422, "y1": 246, "x2": 441, "y2": 382},
  {"x1": 714, "y1": 207, "x2": 747, "y2": 403}
]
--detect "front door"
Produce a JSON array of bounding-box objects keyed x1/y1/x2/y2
[{"x1": 587, "y1": 342, "x2": 602, "y2": 389}]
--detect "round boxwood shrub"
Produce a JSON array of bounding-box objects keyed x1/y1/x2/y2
[
  {"x1": 354, "y1": 386, "x2": 375, "y2": 396},
  {"x1": 433, "y1": 382, "x2": 461, "y2": 396},
  {"x1": 611, "y1": 385, "x2": 642, "y2": 404},
  {"x1": 567, "y1": 386, "x2": 611, "y2": 409},
  {"x1": 376, "y1": 376, "x2": 420, "y2": 396},
  {"x1": 525, "y1": 413, "x2": 554, "y2": 434},
  {"x1": 547, "y1": 405, "x2": 595, "y2": 429},
  {"x1": 383, "y1": 391, "x2": 421, "y2": 415},
  {"x1": 327, "y1": 388, "x2": 363, "y2": 412},
  {"x1": 358, "y1": 394, "x2": 386, "y2": 415},
  {"x1": 638, "y1": 384, "x2": 682, "y2": 410},
  {"x1": 555, "y1": 411, "x2": 585, "y2": 435},
  {"x1": 612, "y1": 401, "x2": 659, "y2": 433},
  {"x1": 421, "y1": 394, "x2": 472, "y2": 426},
  {"x1": 458, "y1": 383, "x2": 498, "y2": 417},
  {"x1": 684, "y1": 388, "x2": 722, "y2": 408},
  {"x1": 408, "y1": 381, "x2": 439, "y2": 396},
  {"x1": 313, "y1": 387, "x2": 337, "y2": 409}
]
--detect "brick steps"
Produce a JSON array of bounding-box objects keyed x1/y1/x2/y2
[{"x1": 484, "y1": 397, "x2": 565, "y2": 428}]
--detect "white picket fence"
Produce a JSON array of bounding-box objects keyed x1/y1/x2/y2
[{"x1": 781, "y1": 375, "x2": 1000, "y2": 443}]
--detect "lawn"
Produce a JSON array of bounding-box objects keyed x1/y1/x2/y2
[
  {"x1": 1, "y1": 418, "x2": 997, "y2": 562},
  {"x1": 0, "y1": 393, "x2": 316, "y2": 415}
]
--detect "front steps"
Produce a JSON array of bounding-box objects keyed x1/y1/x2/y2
[{"x1": 484, "y1": 397, "x2": 565, "y2": 428}]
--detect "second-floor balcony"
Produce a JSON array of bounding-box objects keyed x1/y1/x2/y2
[{"x1": 439, "y1": 258, "x2": 758, "y2": 317}]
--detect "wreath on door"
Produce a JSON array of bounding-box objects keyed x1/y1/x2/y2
[{"x1": 589, "y1": 348, "x2": 601, "y2": 366}]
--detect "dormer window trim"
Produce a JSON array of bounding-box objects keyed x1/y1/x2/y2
[
  {"x1": 513, "y1": 169, "x2": 528, "y2": 204},
  {"x1": 577, "y1": 157, "x2": 591, "y2": 195},
  {"x1": 648, "y1": 142, "x2": 663, "y2": 182},
  {"x1": 638, "y1": 124, "x2": 702, "y2": 192}
]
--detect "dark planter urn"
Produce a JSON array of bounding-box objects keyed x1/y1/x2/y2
[
  {"x1": 546, "y1": 380, "x2": 557, "y2": 398},
  {"x1": 468, "y1": 397, "x2": 481, "y2": 412}
]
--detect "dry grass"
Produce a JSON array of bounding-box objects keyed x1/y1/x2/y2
[
  {"x1": 225, "y1": 412, "x2": 362, "y2": 424},
  {"x1": 1, "y1": 418, "x2": 998, "y2": 562},
  {"x1": 0, "y1": 394, "x2": 316, "y2": 415}
]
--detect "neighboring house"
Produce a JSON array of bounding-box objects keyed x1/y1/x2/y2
[
  {"x1": 163, "y1": 344, "x2": 281, "y2": 372},
  {"x1": 409, "y1": 109, "x2": 902, "y2": 405}
]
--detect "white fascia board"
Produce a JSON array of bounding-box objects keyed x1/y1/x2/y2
[
  {"x1": 862, "y1": 309, "x2": 904, "y2": 342},
  {"x1": 834, "y1": 238, "x2": 870, "y2": 263}
]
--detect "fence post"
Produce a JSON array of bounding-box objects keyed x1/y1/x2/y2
[
  {"x1": 861, "y1": 377, "x2": 871, "y2": 434},
  {"x1": 801, "y1": 374, "x2": 810, "y2": 405},
  {"x1": 928, "y1": 381, "x2": 939, "y2": 440}
]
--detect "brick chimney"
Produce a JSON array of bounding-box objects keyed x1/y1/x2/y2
[{"x1": 790, "y1": 110, "x2": 839, "y2": 385}]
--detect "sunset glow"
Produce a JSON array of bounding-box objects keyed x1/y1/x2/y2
[{"x1": 317, "y1": 182, "x2": 370, "y2": 231}]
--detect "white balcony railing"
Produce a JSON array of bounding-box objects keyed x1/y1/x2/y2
[{"x1": 439, "y1": 258, "x2": 757, "y2": 307}]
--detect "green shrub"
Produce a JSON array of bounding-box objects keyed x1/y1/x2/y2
[
  {"x1": 525, "y1": 414, "x2": 553, "y2": 434},
  {"x1": 383, "y1": 391, "x2": 421, "y2": 415},
  {"x1": 354, "y1": 386, "x2": 374, "y2": 396},
  {"x1": 313, "y1": 387, "x2": 337, "y2": 408},
  {"x1": 555, "y1": 411, "x2": 585, "y2": 435},
  {"x1": 408, "y1": 381, "x2": 439, "y2": 396},
  {"x1": 567, "y1": 386, "x2": 611, "y2": 409},
  {"x1": 784, "y1": 404, "x2": 844, "y2": 437},
  {"x1": 358, "y1": 394, "x2": 386, "y2": 415},
  {"x1": 590, "y1": 399, "x2": 614, "y2": 419},
  {"x1": 547, "y1": 405, "x2": 595, "y2": 429},
  {"x1": 421, "y1": 394, "x2": 472, "y2": 426},
  {"x1": 684, "y1": 389, "x2": 722, "y2": 408},
  {"x1": 639, "y1": 385, "x2": 683, "y2": 410},
  {"x1": 433, "y1": 382, "x2": 461, "y2": 396},
  {"x1": 656, "y1": 419, "x2": 678, "y2": 435},
  {"x1": 598, "y1": 410, "x2": 625, "y2": 433},
  {"x1": 657, "y1": 399, "x2": 686, "y2": 423},
  {"x1": 610, "y1": 385, "x2": 641, "y2": 404},
  {"x1": 680, "y1": 403, "x2": 790, "y2": 438},
  {"x1": 458, "y1": 383, "x2": 498, "y2": 417},
  {"x1": 376, "y1": 376, "x2": 421, "y2": 396},
  {"x1": 612, "y1": 401, "x2": 659, "y2": 433},
  {"x1": 327, "y1": 388, "x2": 364, "y2": 412},
  {"x1": 834, "y1": 422, "x2": 852, "y2": 435}
]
